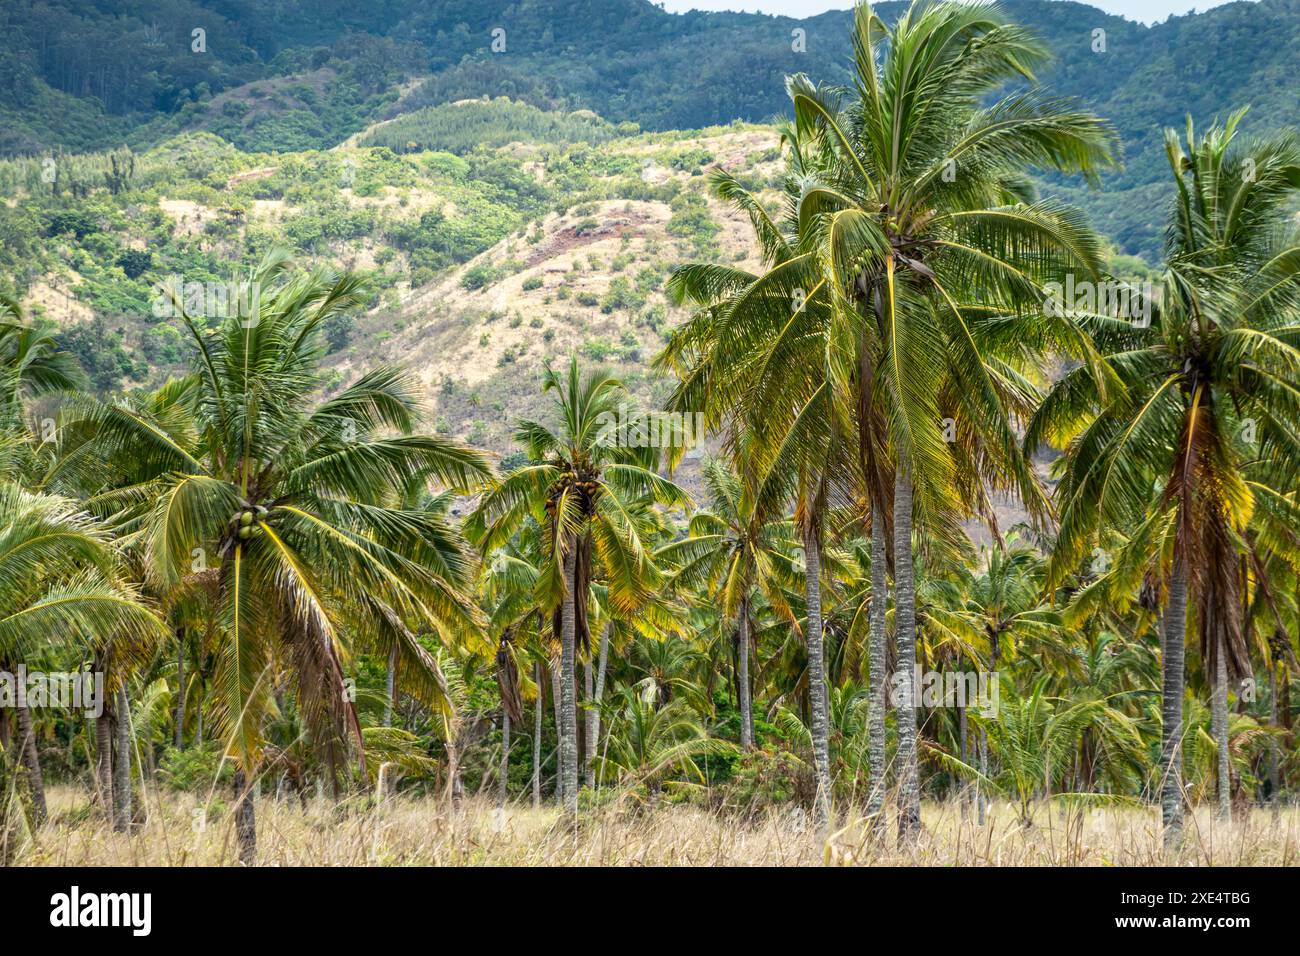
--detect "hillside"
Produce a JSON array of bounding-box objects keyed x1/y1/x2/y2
[
  {"x1": 0, "y1": 0, "x2": 1289, "y2": 453},
  {"x1": 3, "y1": 1, "x2": 1299, "y2": 259},
  {"x1": 0, "y1": 106, "x2": 784, "y2": 480}
]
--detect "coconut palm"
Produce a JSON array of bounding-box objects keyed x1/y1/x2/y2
[
  {"x1": 57, "y1": 250, "x2": 491, "y2": 860},
  {"x1": 964, "y1": 678, "x2": 1142, "y2": 827},
  {"x1": 660, "y1": 120, "x2": 862, "y2": 833},
  {"x1": 957, "y1": 541, "x2": 1065, "y2": 818},
  {"x1": 1036, "y1": 113, "x2": 1300, "y2": 843},
  {"x1": 0, "y1": 483, "x2": 165, "y2": 825},
  {"x1": 0, "y1": 302, "x2": 82, "y2": 420},
  {"x1": 655, "y1": 456, "x2": 800, "y2": 749},
  {"x1": 664, "y1": 0, "x2": 1116, "y2": 841},
  {"x1": 466, "y1": 357, "x2": 688, "y2": 815},
  {"x1": 777, "y1": 0, "x2": 1118, "y2": 842},
  {"x1": 593, "y1": 680, "x2": 735, "y2": 806},
  {"x1": 584, "y1": 576, "x2": 688, "y2": 788}
]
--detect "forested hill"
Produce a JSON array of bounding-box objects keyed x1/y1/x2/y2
[{"x1": 2, "y1": 0, "x2": 1298, "y2": 258}]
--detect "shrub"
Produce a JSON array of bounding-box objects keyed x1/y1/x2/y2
[
  {"x1": 581, "y1": 338, "x2": 617, "y2": 361},
  {"x1": 158, "y1": 745, "x2": 235, "y2": 793},
  {"x1": 461, "y1": 263, "x2": 500, "y2": 291},
  {"x1": 601, "y1": 276, "x2": 644, "y2": 313},
  {"x1": 716, "y1": 750, "x2": 813, "y2": 819},
  {"x1": 117, "y1": 249, "x2": 152, "y2": 279}
]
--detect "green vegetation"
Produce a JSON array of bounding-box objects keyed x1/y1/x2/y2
[
  {"x1": 3, "y1": 1, "x2": 1300, "y2": 258},
  {"x1": 361, "y1": 98, "x2": 626, "y2": 154}
]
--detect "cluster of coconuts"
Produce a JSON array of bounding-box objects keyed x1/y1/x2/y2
[
  {"x1": 544, "y1": 469, "x2": 601, "y2": 514},
  {"x1": 232, "y1": 506, "x2": 266, "y2": 541}
]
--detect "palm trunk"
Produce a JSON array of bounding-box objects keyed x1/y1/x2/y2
[
  {"x1": 1212, "y1": 648, "x2": 1231, "y2": 819},
  {"x1": 593, "y1": 622, "x2": 610, "y2": 761},
  {"x1": 738, "y1": 598, "x2": 754, "y2": 750},
  {"x1": 1161, "y1": 556, "x2": 1188, "y2": 846},
  {"x1": 957, "y1": 696, "x2": 969, "y2": 820},
  {"x1": 802, "y1": 522, "x2": 832, "y2": 831},
  {"x1": 113, "y1": 683, "x2": 132, "y2": 832},
  {"x1": 233, "y1": 768, "x2": 257, "y2": 864},
  {"x1": 559, "y1": 540, "x2": 579, "y2": 816},
  {"x1": 587, "y1": 622, "x2": 611, "y2": 784},
  {"x1": 499, "y1": 711, "x2": 511, "y2": 810},
  {"x1": 194, "y1": 684, "x2": 203, "y2": 747},
  {"x1": 96, "y1": 703, "x2": 113, "y2": 814},
  {"x1": 866, "y1": 508, "x2": 889, "y2": 833},
  {"x1": 15, "y1": 703, "x2": 47, "y2": 825},
  {"x1": 1268, "y1": 654, "x2": 1280, "y2": 803},
  {"x1": 551, "y1": 663, "x2": 563, "y2": 807},
  {"x1": 450, "y1": 754, "x2": 464, "y2": 808},
  {"x1": 533, "y1": 661, "x2": 543, "y2": 808},
  {"x1": 173, "y1": 630, "x2": 185, "y2": 749},
  {"x1": 978, "y1": 634, "x2": 999, "y2": 825},
  {"x1": 893, "y1": 469, "x2": 921, "y2": 844},
  {"x1": 583, "y1": 654, "x2": 595, "y2": 788},
  {"x1": 1281, "y1": 660, "x2": 1292, "y2": 793},
  {"x1": 94, "y1": 651, "x2": 113, "y2": 813},
  {"x1": 384, "y1": 644, "x2": 398, "y2": 728}
]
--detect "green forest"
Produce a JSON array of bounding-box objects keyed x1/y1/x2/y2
[{"x1": 3, "y1": 0, "x2": 1300, "y2": 258}]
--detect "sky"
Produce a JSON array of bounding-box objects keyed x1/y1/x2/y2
[{"x1": 657, "y1": 0, "x2": 1251, "y2": 26}]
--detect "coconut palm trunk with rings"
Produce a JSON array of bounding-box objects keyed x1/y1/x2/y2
[
  {"x1": 801, "y1": 519, "x2": 832, "y2": 832},
  {"x1": 894, "y1": 469, "x2": 921, "y2": 844}
]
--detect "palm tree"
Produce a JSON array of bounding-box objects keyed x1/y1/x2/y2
[
  {"x1": 0, "y1": 483, "x2": 164, "y2": 825},
  {"x1": 584, "y1": 574, "x2": 686, "y2": 788},
  {"x1": 593, "y1": 680, "x2": 735, "y2": 807},
  {"x1": 959, "y1": 541, "x2": 1061, "y2": 818},
  {"x1": 1036, "y1": 113, "x2": 1300, "y2": 843},
  {"x1": 47, "y1": 375, "x2": 206, "y2": 819},
  {"x1": 660, "y1": 122, "x2": 861, "y2": 834},
  {"x1": 655, "y1": 456, "x2": 799, "y2": 749},
  {"x1": 467, "y1": 357, "x2": 688, "y2": 815},
  {"x1": 780, "y1": 0, "x2": 1118, "y2": 842},
  {"x1": 0, "y1": 302, "x2": 82, "y2": 418},
  {"x1": 0, "y1": 294, "x2": 149, "y2": 828},
  {"x1": 966, "y1": 678, "x2": 1141, "y2": 827},
  {"x1": 60, "y1": 250, "x2": 491, "y2": 860},
  {"x1": 665, "y1": 0, "x2": 1115, "y2": 841},
  {"x1": 819, "y1": 532, "x2": 891, "y2": 825}
]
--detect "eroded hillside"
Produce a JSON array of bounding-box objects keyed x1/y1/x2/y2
[{"x1": 0, "y1": 102, "x2": 781, "y2": 465}]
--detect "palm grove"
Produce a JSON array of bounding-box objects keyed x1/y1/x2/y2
[{"x1": 2, "y1": 2, "x2": 1299, "y2": 861}]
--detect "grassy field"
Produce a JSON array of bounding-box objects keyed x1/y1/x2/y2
[{"x1": 17, "y1": 786, "x2": 1300, "y2": 866}]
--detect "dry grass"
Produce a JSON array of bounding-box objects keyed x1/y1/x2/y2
[{"x1": 17, "y1": 785, "x2": 1300, "y2": 866}]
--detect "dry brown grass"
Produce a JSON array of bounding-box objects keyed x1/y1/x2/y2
[{"x1": 17, "y1": 785, "x2": 1300, "y2": 866}]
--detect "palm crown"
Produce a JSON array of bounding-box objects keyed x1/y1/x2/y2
[{"x1": 56, "y1": 250, "x2": 491, "y2": 773}]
